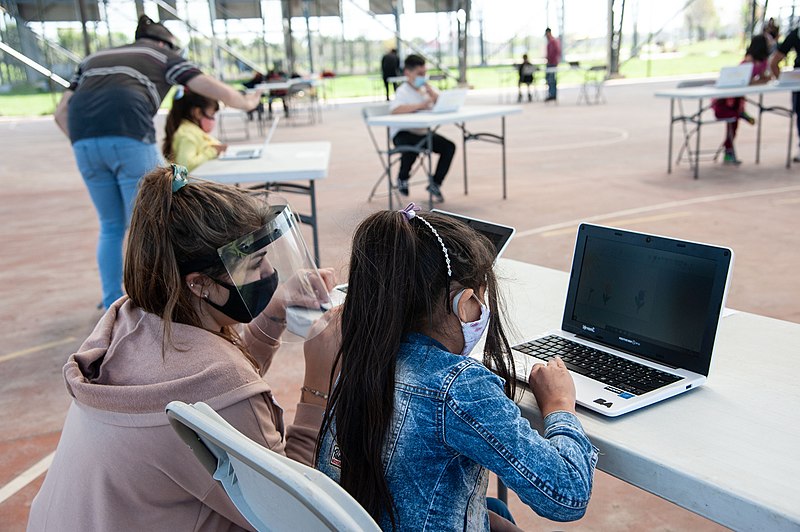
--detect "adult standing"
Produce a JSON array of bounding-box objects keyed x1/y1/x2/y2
[
  {"x1": 54, "y1": 15, "x2": 261, "y2": 309},
  {"x1": 770, "y1": 25, "x2": 800, "y2": 162},
  {"x1": 544, "y1": 27, "x2": 561, "y2": 102},
  {"x1": 381, "y1": 48, "x2": 401, "y2": 101}
]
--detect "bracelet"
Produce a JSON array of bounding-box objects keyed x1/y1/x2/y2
[
  {"x1": 266, "y1": 315, "x2": 287, "y2": 325},
  {"x1": 301, "y1": 386, "x2": 329, "y2": 400}
]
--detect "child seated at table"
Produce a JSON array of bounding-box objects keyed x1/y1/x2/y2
[
  {"x1": 713, "y1": 35, "x2": 771, "y2": 166},
  {"x1": 391, "y1": 54, "x2": 456, "y2": 203},
  {"x1": 162, "y1": 86, "x2": 227, "y2": 171},
  {"x1": 308, "y1": 203, "x2": 597, "y2": 530}
]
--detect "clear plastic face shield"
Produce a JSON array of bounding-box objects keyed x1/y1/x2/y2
[{"x1": 217, "y1": 197, "x2": 331, "y2": 343}]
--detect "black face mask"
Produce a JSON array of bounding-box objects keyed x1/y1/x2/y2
[{"x1": 206, "y1": 270, "x2": 279, "y2": 323}]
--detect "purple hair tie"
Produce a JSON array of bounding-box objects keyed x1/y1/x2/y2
[{"x1": 399, "y1": 202, "x2": 420, "y2": 220}]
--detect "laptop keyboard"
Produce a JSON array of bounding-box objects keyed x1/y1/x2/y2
[{"x1": 513, "y1": 335, "x2": 683, "y2": 396}]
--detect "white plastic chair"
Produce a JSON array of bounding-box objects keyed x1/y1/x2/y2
[{"x1": 166, "y1": 401, "x2": 380, "y2": 532}]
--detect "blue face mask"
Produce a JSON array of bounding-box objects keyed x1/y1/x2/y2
[{"x1": 413, "y1": 75, "x2": 427, "y2": 89}]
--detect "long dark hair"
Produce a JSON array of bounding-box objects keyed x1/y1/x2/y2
[
  {"x1": 162, "y1": 89, "x2": 219, "y2": 161},
  {"x1": 747, "y1": 34, "x2": 770, "y2": 62},
  {"x1": 124, "y1": 166, "x2": 267, "y2": 358},
  {"x1": 318, "y1": 210, "x2": 516, "y2": 527}
]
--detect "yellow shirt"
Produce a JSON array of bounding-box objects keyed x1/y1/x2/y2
[{"x1": 171, "y1": 119, "x2": 222, "y2": 171}]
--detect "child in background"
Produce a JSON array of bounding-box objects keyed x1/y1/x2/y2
[
  {"x1": 162, "y1": 87, "x2": 227, "y2": 171},
  {"x1": 713, "y1": 35, "x2": 771, "y2": 165}
]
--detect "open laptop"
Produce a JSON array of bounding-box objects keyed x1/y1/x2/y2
[
  {"x1": 775, "y1": 69, "x2": 800, "y2": 87},
  {"x1": 511, "y1": 223, "x2": 734, "y2": 417},
  {"x1": 432, "y1": 209, "x2": 515, "y2": 259},
  {"x1": 715, "y1": 64, "x2": 754, "y2": 88},
  {"x1": 422, "y1": 88, "x2": 468, "y2": 114},
  {"x1": 219, "y1": 116, "x2": 280, "y2": 160}
]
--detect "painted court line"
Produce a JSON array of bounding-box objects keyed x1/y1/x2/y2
[
  {"x1": 0, "y1": 337, "x2": 76, "y2": 364},
  {"x1": 541, "y1": 211, "x2": 691, "y2": 238},
  {"x1": 0, "y1": 452, "x2": 54, "y2": 505},
  {"x1": 514, "y1": 185, "x2": 800, "y2": 240}
]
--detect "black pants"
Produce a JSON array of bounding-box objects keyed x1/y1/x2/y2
[
  {"x1": 383, "y1": 78, "x2": 399, "y2": 101},
  {"x1": 394, "y1": 131, "x2": 456, "y2": 186}
]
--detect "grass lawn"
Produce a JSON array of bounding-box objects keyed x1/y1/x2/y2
[{"x1": 0, "y1": 39, "x2": 749, "y2": 117}]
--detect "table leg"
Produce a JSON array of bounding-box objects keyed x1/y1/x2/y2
[
  {"x1": 310, "y1": 180, "x2": 320, "y2": 267},
  {"x1": 497, "y1": 479, "x2": 508, "y2": 504},
  {"x1": 668, "y1": 99, "x2": 674, "y2": 174},
  {"x1": 788, "y1": 105, "x2": 794, "y2": 169},
  {"x1": 428, "y1": 129, "x2": 434, "y2": 210},
  {"x1": 386, "y1": 128, "x2": 394, "y2": 210},
  {"x1": 694, "y1": 98, "x2": 702, "y2": 180},
  {"x1": 462, "y1": 123, "x2": 469, "y2": 195},
  {"x1": 756, "y1": 94, "x2": 763, "y2": 164},
  {"x1": 501, "y1": 116, "x2": 507, "y2": 200}
]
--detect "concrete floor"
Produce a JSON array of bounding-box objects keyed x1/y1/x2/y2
[{"x1": 2, "y1": 77, "x2": 798, "y2": 530}]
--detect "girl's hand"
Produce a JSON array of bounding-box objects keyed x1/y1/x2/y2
[
  {"x1": 528, "y1": 356, "x2": 577, "y2": 416},
  {"x1": 212, "y1": 143, "x2": 228, "y2": 155}
]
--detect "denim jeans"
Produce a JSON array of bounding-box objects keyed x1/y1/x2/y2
[
  {"x1": 546, "y1": 64, "x2": 558, "y2": 99},
  {"x1": 73, "y1": 137, "x2": 161, "y2": 308}
]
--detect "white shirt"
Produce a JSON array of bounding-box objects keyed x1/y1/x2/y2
[{"x1": 388, "y1": 82, "x2": 431, "y2": 139}]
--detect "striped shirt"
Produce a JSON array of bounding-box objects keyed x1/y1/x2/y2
[{"x1": 67, "y1": 40, "x2": 202, "y2": 144}]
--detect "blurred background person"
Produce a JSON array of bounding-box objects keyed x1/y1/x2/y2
[{"x1": 54, "y1": 15, "x2": 261, "y2": 309}]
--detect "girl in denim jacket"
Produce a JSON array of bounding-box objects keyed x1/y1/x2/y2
[{"x1": 311, "y1": 204, "x2": 598, "y2": 531}]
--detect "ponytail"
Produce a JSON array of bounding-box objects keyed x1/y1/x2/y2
[
  {"x1": 124, "y1": 167, "x2": 266, "y2": 355},
  {"x1": 318, "y1": 209, "x2": 516, "y2": 527}
]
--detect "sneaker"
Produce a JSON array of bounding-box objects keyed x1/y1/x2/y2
[
  {"x1": 517, "y1": 94, "x2": 523, "y2": 103},
  {"x1": 793, "y1": 153, "x2": 800, "y2": 163},
  {"x1": 544, "y1": 96, "x2": 556, "y2": 102},
  {"x1": 723, "y1": 152, "x2": 742, "y2": 166},
  {"x1": 397, "y1": 180, "x2": 409, "y2": 196},
  {"x1": 740, "y1": 111, "x2": 756, "y2": 125},
  {"x1": 527, "y1": 93, "x2": 532, "y2": 102},
  {"x1": 426, "y1": 184, "x2": 444, "y2": 203}
]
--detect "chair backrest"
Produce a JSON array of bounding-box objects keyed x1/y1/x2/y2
[{"x1": 166, "y1": 401, "x2": 380, "y2": 532}]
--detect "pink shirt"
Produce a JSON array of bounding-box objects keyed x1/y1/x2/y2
[{"x1": 546, "y1": 38, "x2": 561, "y2": 65}]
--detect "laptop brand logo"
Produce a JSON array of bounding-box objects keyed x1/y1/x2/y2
[
  {"x1": 619, "y1": 336, "x2": 641, "y2": 347},
  {"x1": 593, "y1": 398, "x2": 614, "y2": 408},
  {"x1": 582, "y1": 325, "x2": 596, "y2": 333}
]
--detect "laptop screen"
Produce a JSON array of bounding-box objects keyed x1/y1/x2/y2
[
  {"x1": 432, "y1": 209, "x2": 515, "y2": 258},
  {"x1": 562, "y1": 224, "x2": 733, "y2": 376}
]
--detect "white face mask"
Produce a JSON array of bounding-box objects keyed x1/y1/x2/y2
[{"x1": 452, "y1": 289, "x2": 491, "y2": 356}]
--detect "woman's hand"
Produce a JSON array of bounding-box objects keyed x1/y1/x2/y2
[
  {"x1": 212, "y1": 143, "x2": 228, "y2": 155},
  {"x1": 301, "y1": 307, "x2": 342, "y2": 407},
  {"x1": 528, "y1": 356, "x2": 577, "y2": 416},
  {"x1": 270, "y1": 267, "x2": 336, "y2": 317}
]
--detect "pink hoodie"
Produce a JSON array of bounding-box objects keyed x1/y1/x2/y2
[{"x1": 28, "y1": 297, "x2": 323, "y2": 532}]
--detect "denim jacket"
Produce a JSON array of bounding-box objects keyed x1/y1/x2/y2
[{"x1": 317, "y1": 333, "x2": 598, "y2": 530}]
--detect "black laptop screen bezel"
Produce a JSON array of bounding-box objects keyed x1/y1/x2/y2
[
  {"x1": 431, "y1": 209, "x2": 515, "y2": 259},
  {"x1": 561, "y1": 224, "x2": 733, "y2": 376}
]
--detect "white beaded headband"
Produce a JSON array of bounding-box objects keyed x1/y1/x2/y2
[{"x1": 399, "y1": 203, "x2": 452, "y2": 278}]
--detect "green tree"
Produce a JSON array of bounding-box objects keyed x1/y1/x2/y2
[{"x1": 685, "y1": 0, "x2": 719, "y2": 42}]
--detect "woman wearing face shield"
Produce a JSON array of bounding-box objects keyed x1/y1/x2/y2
[
  {"x1": 27, "y1": 166, "x2": 335, "y2": 532},
  {"x1": 310, "y1": 204, "x2": 597, "y2": 531}
]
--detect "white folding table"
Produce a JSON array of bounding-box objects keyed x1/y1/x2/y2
[
  {"x1": 366, "y1": 106, "x2": 522, "y2": 208},
  {"x1": 484, "y1": 258, "x2": 800, "y2": 531},
  {"x1": 192, "y1": 142, "x2": 331, "y2": 265},
  {"x1": 655, "y1": 83, "x2": 798, "y2": 179}
]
